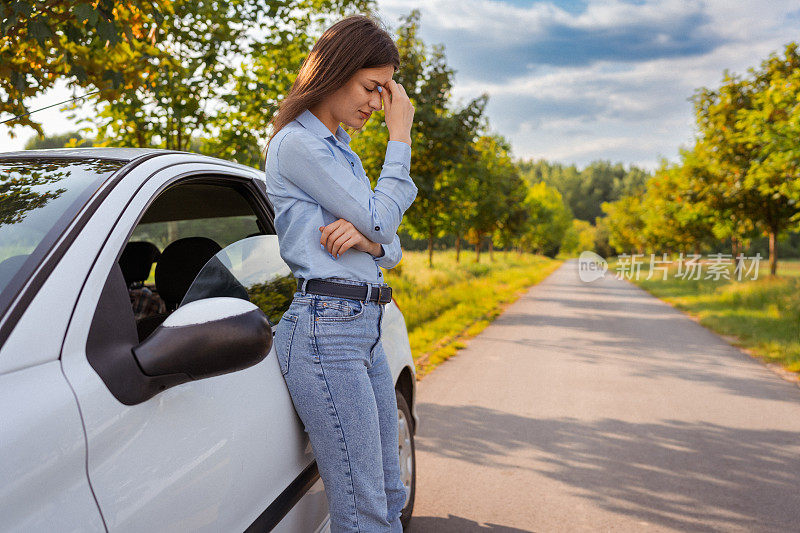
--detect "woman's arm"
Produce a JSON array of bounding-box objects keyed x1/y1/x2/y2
[
  {"x1": 373, "y1": 233, "x2": 402, "y2": 269},
  {"x1": 363, "y1": 240, "x2": 383, "y2": 258},
  {"x1": 319, "y1": 219, "x2": 400, "y2": 269},
  {"x1": 277, "y1": 131, "x2": 417, "y2": 245}
]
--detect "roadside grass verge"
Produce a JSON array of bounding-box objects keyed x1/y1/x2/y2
[
  {"x1": 777, "y1": 258, "x2": 800, "y2": 277},
  {"x1": 384, "y1": 249, "x2": 562, "y2": 378},
  {"x1": 608, "y1": 259, "x2": 800, "y2": 374}
]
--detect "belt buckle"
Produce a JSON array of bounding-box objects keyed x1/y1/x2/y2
[{"x1": 377, "y1": 285, "x2": 391, "y2": 304}]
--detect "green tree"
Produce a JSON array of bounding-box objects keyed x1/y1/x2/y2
[
  {"x1": 601, "y1": 194, "x2": 646, "y2": 255},
  {"x1": 84, "y1": 0, "x2": 370, "y2": 157},
  {"x1": 438, "y1": 161, "x2": 477, "y2": 263},
  {"x1": 24, "y1": 130, "x2": 92, "y2": 149},
  {"x1": 88, "y1": 0, "x2": 264, "y2": 150},
  {"x1": 738, "y1": 43, "x2": 800, "y2": 271},
  {"x1": 1, "y1": 0, "x2": 169, "y2": 136},
  {"x1": 465, "y1": 135, "x2": 517, "y2": 262},
  {"x1": 517, "y1": 158, "x2": 650, "y2": 223},
  {"x1": 205, "y1": 1, "x2": 374, "y2": 166},
  {"x1": 560, "y1": 219, "x2": 596, "y2": 257},
  {"x1": 691, "y1": 42, "x2": 800, "y2": 275},
  {"x1": 520, "y1": 181, "x2": 572, "y2": 257},
  {"x1": 352, "y1": 10, "x2": 487, "y2": 267},
  {"x1": 639, "y1": 156, "x2": 717, "y2": 254},
  {"x1": 593, "y1": 216, "x2": 615, "y2": 258},
  {"x1": 492, "y1": 164, "x2": 530, "y2": 259}
]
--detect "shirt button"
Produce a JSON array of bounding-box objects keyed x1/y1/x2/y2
[
  {"x1": 378, "y1": 272, "x2": 382, "y2": 276},
  {"x1": 375, "y1": 225, "x2": 380, "y2": 231},
  {"x1": 350, "y1": 161, "x2": 354, "y2": 166}
]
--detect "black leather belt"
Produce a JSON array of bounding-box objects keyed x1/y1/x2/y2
[{"x1": 297, "y1": 278, "x2": 393, "y2": 304}]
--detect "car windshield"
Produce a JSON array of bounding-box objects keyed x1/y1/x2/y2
[{"x1": 0, "y1": 157, "x2": 126, "y2": 313}]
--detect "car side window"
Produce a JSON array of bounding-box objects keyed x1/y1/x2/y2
[
  {"x1": 118, "y1": 179, "x2": 295, "y2": 342},
  {"x1": 181, "y1": 235, "x2": 296, "y2": 327}
]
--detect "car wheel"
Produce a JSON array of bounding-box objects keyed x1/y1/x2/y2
[{"x1": 396, "y1": 389, "x2": 416, "y2": 529}]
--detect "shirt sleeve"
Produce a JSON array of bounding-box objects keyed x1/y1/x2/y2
[
  {"x1": 276, "y1": 131, "x2": 418, "y2": 245},
  {"x1": 374, "y1": 233, "x2": 402, "y2": 269}
]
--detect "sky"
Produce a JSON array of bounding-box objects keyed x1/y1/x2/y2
[
  {"x1": 375, "y1": 0, "x2": 800, "y2": 169},
  {"x1": 3, "y1": 0, "x2": 799, "y2": 170}
]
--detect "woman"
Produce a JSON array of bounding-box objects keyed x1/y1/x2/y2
[{"x1": 263, "y1": 14, "x2": 417, "y2": 533}]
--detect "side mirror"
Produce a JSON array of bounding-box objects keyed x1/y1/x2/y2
[{"x1": 133, "y1": 297, "x2": 272, "y2": 380}]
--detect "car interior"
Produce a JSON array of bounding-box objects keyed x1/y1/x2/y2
[{"x1": 117, "y1": 180, "x2": 270, "y2": 342}]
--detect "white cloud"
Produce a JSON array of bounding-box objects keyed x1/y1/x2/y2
[{"x1": 378, "y1": 0, "x2": 800, "y2": 168}]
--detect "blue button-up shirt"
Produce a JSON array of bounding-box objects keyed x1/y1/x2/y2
[{"x1": 264, "y1": 108, "x2": 418, "y2": 284}]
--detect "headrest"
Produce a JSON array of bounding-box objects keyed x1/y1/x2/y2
[
  {"x1": 155, "y1": 237, "x2": 222, "y2": 310},
  {"x1": 119, "y1": 241, "x2": 161, "y2": 286}
]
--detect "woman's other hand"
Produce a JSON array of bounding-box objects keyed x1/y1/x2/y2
[
  {"x1": 319, "y1": 219, "x2": 382, "y2": 258},
  {"x1": 381, "y1": 79, "x2": 414, "y2": 146}
]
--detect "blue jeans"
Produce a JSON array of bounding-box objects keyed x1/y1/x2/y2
[{"x1": 274, "y1": 279, "x2": 407, "y2": 532}]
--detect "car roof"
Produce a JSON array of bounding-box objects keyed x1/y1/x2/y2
[{"x1": 0, "y1": 147, "x2": 262, "y2": 175}]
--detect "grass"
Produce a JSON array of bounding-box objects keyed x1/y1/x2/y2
[
  {"x1": 384, "y1": 249, "x2": 562, "y2": 378},
  {"x1": 608, "y1": 257, "x2": 800, "y2": 374},
  {"x1": 777, "y1": 258, "x2": 800, "y2": 277}
]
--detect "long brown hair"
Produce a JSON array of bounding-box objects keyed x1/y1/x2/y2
[{"x1": 262, "y1": 14, "x2": 400, "y2": 163}]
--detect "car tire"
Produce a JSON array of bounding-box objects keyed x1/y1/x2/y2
[{"x1": 396, "y1": 389, "x2": 416, "y2": 530}]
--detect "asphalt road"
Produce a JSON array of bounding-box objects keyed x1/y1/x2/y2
[{"x1": 408, "y1": 259, "x2": 800, "y2": 532}]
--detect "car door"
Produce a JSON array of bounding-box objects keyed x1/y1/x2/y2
[{"x1": 59, "y1": 161, "x2": 328, "y2": 532}]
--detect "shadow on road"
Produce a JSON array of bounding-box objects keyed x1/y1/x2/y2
[
  {"x1": 410, "y1": 514, "x2": 534, "y2": 532},
  {"x1": 477, "y1": 273, "x2": 800, "y2": 405},
  {"x1": 414, "y1": 403, "x2": 800, "y2": 532}
]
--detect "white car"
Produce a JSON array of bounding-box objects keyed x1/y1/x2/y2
[{"x1": 0, "y1": 148, "x2": 418, "y2": 532}]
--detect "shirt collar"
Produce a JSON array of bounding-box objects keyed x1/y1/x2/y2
[{"x1": 295, "y1": 109, "x2": 351, "y2": 145}]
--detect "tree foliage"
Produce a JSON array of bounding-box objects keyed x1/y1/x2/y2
[
  {"x1": 1, "y1": 0, "x2": 170, "y2": 136},
  {"x1": 80, "y1": 0, "x2": 371, "y2": 158},
  {"x1": 638, "y1": 156, "x2": 717, "y2": 254},
  {"x1": 601, "y1": 194, "x2": 646, "y2": 254},
  {"x1": 518, "y1": 158, "x2": 649, "y2": 223},
  {"x1": 24, "y1": 130, "x2": 92, "y2": 149},
  {"x1": 519, "y1": 181, "x2": 572, "y2": 257},
  {"x1": 691, "y1": 42, "x2": 800, "y2": 274},
  {"x1": 350, "y1": 9, "x2": 488, "y2": 266}
]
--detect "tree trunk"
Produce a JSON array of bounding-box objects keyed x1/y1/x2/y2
[
  {"x1": 488, "y1": 238, "x2": 494, "y2": 262},
  {"x1": 455, "y1": 235, "x2": 461, "y2": 263},
  {"x1": 475, "y1": 233, "x2": 482, "y2": 263},
  {"x1": 769, "y1": 229, "x2": 778, "y2": 276},
  {"x1": 428, "y1": 233, "x2": 434, "y2": 268}
]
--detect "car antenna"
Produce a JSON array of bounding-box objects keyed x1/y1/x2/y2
[{"x1": 0, "y1": 89, "x2": 102, "y2": 126}]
